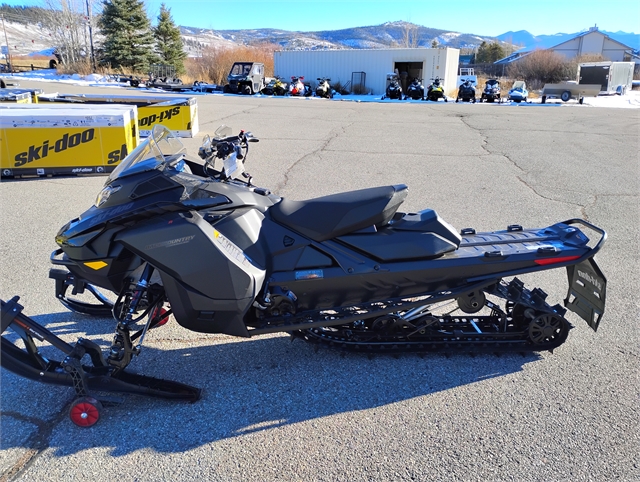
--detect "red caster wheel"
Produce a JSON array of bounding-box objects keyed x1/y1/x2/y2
[{"x1": 69, "y1": 397, "x2": 103, "y2": 427}]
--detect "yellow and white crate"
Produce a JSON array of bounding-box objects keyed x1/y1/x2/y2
[{"x1": 0, "y1": 105, "x2": 138, "y2": 178}]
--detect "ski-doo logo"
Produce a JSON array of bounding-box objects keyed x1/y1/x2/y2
[
  {"x1": 139, "y1": 107, "x2": 180, "y2": 127},
  {"x1": 107, "y1": 144, "x2": 129, "y2": 164},
  {"x1": 145, "y1": 235, "x2": 195, "y2": 251},
  {"x1": 14, "y1": 129, "x2": 95, "y2": 167},
  {"x1": 577, "y1": 269, "x2": 603, "y2": 292}
]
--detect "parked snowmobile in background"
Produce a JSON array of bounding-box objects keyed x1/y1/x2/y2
[
  {"x1": 481, "y1": 79, "x2": 502, "y2": 103},
  {"x1": 1, "y1": 125, "x2": 607, "y2": 426},
  {"x1": 315, "y1": 78, "x2": 333, "y2": 98},
  {"x1": 426, "y1": 77, "x2": 447, "y2": 102},
  {"x1": 405, "y1": 78, "x2": 425, "y2": 100},
  {"x1": 381, "y1": 73, "x2": 403, "y2": 100},
  {"x1": 288, "y1": 76, "x2": 310, "y2": 96},
  {"x1": 456, "y1": 78, "x2": 477, "y2": 103},
  {"x1": 508, "y1": 81, "x2": 528, "y2": 103},
  {"x1": 261, "y1": 76, "x2": 287, "y2": 96}
]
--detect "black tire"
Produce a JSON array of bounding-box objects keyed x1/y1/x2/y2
[
  {"x1": 242, "y1": 85, "x2": 252, "y2": 95},
  {"x1": 130, "y1": 79, "x2": 139, "y2": 88},
  {"x1": 579, "y1": 97, "x2": 584, "y2": 105},
  {"x1": 541, "y1": 96, "x2": 546, "y2": 104},
  {"x1": 560, "y1": 91, "x2": 571, "y2": 102},
  {"x1": 49, "y1": 59, "x2": 57, "y2": 69},
  {"x1": 223, "y1": 85, "x2": 231, "y2": 94}
]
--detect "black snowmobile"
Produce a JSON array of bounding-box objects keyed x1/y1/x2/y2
[
  {"x1": 456, "y1": 78, "x2": 477, "y2": 103},
  {"x1": 481, "y1": 79, "x2": 502, "y2": 103},
  {"x1": 404, "y1": 78, "x2": 425, "y2": 100},
  {"x1": 426, "y1": 77, "x2": 447, "y2": 102},
  {"x1": 1, "y1": 125, "x2": 607, "y2": 426},
  {"x1": 381, "y1": 73, "x2": 403, "y2": 100}
]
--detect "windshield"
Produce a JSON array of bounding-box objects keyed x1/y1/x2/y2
[
  {"x1": 107, "y1": 124, "x2": 186, "y2": 183},
  {"x1": 230, "y1": 63, "x2": 252, "y2": 76}
]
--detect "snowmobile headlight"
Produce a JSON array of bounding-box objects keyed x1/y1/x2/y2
[{"x1": 95, "y1": 184, "x2": 121, "y2": 207}]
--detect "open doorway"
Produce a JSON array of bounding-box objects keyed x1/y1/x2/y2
[{"x1": 394, "y1": 61, "x2": 424, "y2": 93}]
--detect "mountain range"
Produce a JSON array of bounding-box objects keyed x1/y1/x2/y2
[
  {"x1": 1, "y1": 14, "x2": 638, "y2": 59},
  {"x1": 180, "y1": 22, "x2": 640, "y2": 54}
]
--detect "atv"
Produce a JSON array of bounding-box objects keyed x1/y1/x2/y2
[{"x1": 223, "y1": 62, "x2": 265, "y2": 95}]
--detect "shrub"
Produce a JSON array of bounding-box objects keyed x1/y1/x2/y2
[
  {"x1": 507, "y1": 49, "x2": 569, "y2": 89},
  {"x1": 185, "y1": 43, "x2": 279, "y2": 85}
]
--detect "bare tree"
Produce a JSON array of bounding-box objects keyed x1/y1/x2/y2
[
  {"x1": 401, "y1": 22, "x2": 420, "y2": 48},
  {"x1": 39, "y1": 0, "x2": 100, "y2": 65}
]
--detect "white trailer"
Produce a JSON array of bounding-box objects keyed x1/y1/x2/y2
[
  {"x1": 274, "y1": 48, "x2": 460, "y2": 97},
  {"x1": 577, "y1": 61, "x2": 634, "y2": 95}
]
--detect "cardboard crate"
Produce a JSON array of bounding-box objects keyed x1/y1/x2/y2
[
  {"x1": 0, "y1": 89, "x2": 32, "y2": 103},
  {"x1": 1, "y1": 106, "x2": 138, "y2": 178},
  {"x1": 38, "y1": 93, "x2": 199, "y2": 138}
]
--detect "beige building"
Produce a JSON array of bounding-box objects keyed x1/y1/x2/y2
[{"x1": 547, "y1": 27, "x2": 636, "y2": 62}]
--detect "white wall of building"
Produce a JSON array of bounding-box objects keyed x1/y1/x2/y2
[{"x1": 274, "y1": 48, "x2": 460, "y2": 96}]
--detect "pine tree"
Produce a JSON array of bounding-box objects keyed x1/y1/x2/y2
[
  {"x1": 154, "y1": 4, "x2": 186, "y2": 75},
  {"x1": 98, "y1": 0, "x2": 159, "y2": 72},
  {"x1": 474, "y1": 41, "x2": 506, "y2": 64}
]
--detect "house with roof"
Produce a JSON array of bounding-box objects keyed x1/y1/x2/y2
[{"x1": 496, "y1": 27, "x2": 639, "y2": 65}]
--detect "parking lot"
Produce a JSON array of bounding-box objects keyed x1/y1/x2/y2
[{"x1": 1, "y1": 80, "x2": 638, "y2": 481}]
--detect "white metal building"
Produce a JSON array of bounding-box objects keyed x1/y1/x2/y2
[{"x1": 274, "y1": 48, "x2": 460, "y2": 96}]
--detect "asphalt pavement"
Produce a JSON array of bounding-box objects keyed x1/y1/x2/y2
[{"x1": 1, "y1": 81, "x2": 638, "y2": 481}]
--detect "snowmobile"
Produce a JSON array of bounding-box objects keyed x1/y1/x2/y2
[
  {"x1": 456, "y1": 78, "x2": 477, "y2": 103},
  {"x1": 1, "y1": 125, "x2": 607, "y2": 426},
  {"x1": 261, "y1": 76, "x2": 287, "y2": 96},
  {"x1": 508, "y1": 81, "x2": 528, "y2": 103},
  {"x1": 381, "y1": 73, "x2": 403, "y2": 100},
  {"x1": 404, "y1": 78, "x2": 425, "y2": 100},
  {"x1": 288, "y1": 76, "x2": 310, "y2": 96},
  {"x1": 426, "y1": 77, "x2": 447, "y2": 102},
  {"x1": 315, "y1": 78, "x2": 333, "y2": 99},
  {"x1": 481, "y1": 79, "x2": 502, "y2": 103}
]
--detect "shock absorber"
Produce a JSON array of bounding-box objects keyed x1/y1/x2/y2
[{"x1": 108, "y1": 264, "x2": 153, "y2": 369}]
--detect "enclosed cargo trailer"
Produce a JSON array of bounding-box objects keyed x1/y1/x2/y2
[{"x1": 578, "y1": 61, "x2": 634, "y2": 95}]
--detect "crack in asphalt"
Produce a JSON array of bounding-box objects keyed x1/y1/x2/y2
[
  {"x1": 1, "y1": 405, "x2": 72, "y2": 482},
  {"x1": 272, "y1": 123, "x2": 353, "y2": 193},
  {"x1": 199, "y1": 105, "x2": 262, "y2": 127},
  {"x1": 456, "y1": 113, "x2": 596, "y2": 219}
]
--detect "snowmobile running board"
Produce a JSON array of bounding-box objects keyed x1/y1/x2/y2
[{"x1": 1, "y1": 296, "x2": 201, "y2": 402}]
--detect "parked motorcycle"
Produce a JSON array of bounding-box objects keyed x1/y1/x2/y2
[
  {"x1": 426, "y1": 77, "x2": 447, "y2": 102},
  {"x1": 404, "y1": 78, "x2": 425, "y2": 100},
  {"x1": 261, "y1": 76, "x2": 287, "y2": 96},
  {"x1": 381, "y1": 73, "x2": 403, "y2": 100},
  {"x1": 288, "y1": 76, "x2": 310, "y2": 96},
  {"x1": 315, "y1": 77, "x2": 333, "y2": 99},
  {"x1": 1, "y1": 125, "x2": 607, "y2": 426},
  {"x1": 456, "y1": 78, "x2": 477, "y2": 103},
  {"x1": 481, "y1": 79, "x2": 502, "y2": 103}
]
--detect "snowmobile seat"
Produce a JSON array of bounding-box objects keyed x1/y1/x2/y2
[{"x1": 271, "y1": 185, "x2": 408, "y2": 242}]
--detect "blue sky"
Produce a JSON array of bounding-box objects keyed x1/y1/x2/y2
[{"x1": 3, "y1": 0, "x2": 639, "y2": 36}]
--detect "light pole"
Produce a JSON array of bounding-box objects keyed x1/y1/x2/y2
[
  {"x1": 1, "y1": 14, "x2": 13, "y2": 72},
  {"x1": 85, "y1": 0, "x2": 96, "y2": 71}
]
